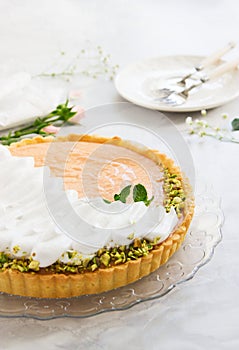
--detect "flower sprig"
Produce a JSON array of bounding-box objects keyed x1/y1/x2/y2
[
  {"x1": 185, "y1": 114, "x2": 239, "y2": 144},
  {"x1": 36, "y1": 45, "x2": 119, "y2": 82},
  {"x1": 0, "y1": 100, "x2": 80, "y2": 146}
]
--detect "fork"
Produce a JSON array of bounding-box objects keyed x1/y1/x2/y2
[
  {"x1": 157, "y1": 56, "x2": 239, "y2": 106},
  {"x1": 176, "y1": 41, "x2": 236, "y2": 86}
]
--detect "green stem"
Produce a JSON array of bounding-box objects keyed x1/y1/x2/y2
[
  {"x1": 201, "y1": 131, "x2": 239, "y2": 144},
  {"x1": 0, "y1": 100, "x2": 76, "y2": 146}
]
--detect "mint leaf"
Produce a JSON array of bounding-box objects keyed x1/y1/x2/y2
[
  {"x1": 103, "y1": 198, "x2": 111, "y2": 204},
  {"x1": 114, "y1": 185, "x2": 132, "y2": 203},
  {"x1": 232, "y1": 118, "x2": 239, "y2": 131},
  {"x1": 144, "y1": 196, "x2": 154, "y2": 207},
  {"x1": 113, "y1": 194, "x2": 120, "y2": 201},
  {"x1": 133, "y1": 184, "x2": 147, "y2": 202},
  {"x1": 113, "y1": 183, "x2": 154, "y2": 206}
]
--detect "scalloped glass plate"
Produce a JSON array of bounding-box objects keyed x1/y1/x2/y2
[{"x1": 0, "y1": 181, "x2": 223, "y2": 319}]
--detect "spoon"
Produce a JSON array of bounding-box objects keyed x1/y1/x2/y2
[{"x1": 156, "y1": 57, "x2": 239, "y2": 106}]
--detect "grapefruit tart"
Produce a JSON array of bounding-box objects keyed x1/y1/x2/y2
[{"x1": 0, "y1": 134, "x2": 194, "y2": 298}]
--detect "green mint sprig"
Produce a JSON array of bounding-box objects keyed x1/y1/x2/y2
[
  {"x1": 133, "y1": 184, "x2": 154, "y2": 206},
  {"x1": 112, "y1": 184, "x2": 154, "y2": 207},
  {"x1": 0, "y1": 100, "x2": 77, "y2": 146},
  {"x1": 114, "y1": 185, "x2": 131, "y2": 203}
]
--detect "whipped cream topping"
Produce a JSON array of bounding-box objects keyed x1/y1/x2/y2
[{"x1": 0, "y1": 145, "x2": 178, "y2": 267}]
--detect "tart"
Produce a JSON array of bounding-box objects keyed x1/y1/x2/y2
[{"x1": 0, "y1": 134, "x2": 194, "y2": 298}]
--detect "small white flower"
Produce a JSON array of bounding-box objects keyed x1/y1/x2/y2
[
  {"x1": 198, "y1": 131, "x2": 206, "y2": 137},
  {"x1": 201, "y1": 109, "x2": 207, "y2": 116},
  {"x1": 185, "y1": 116, "x2": 193, "y2": 125},
  {"x1": 185, "y1": 111, "x2": 239, "y2": 144},
  {"x1": 201, "y1": 120, "x2": 208, "y2": 128},
  {"x1": 221, "y1": 113, "x2": 228, "y2": 119}
]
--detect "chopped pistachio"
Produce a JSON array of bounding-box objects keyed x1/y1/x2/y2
[
  {"x1": 28, "y1": 260, "x2": 40, "y2": 271},
  {"x1": 67, "y1": 251, "x2": 73, "y2": 259},
  {"x1": 66, "y1": 266, "x2": 77, "y2": 273},
  {"x1": 115, "y1": 258, "x2": 123, "y2": 264},
  {"x1": 152, "y1": 236, "x2": 161, "y2": 245},
  {"x1": 120, "y1": 252, "x2": 126, "y2": 262},
  {"x1": 113, "y1": 252, "x2": 122, "y2": 260},
  {"x1": 100, "y1": 253, "x2": 110, "y2": 267},
  {"x1": 82, "y1": 258, "x2": 91, "y2": 268},
  {"x1": 17, "y1": 265, "x2": 26, "y2": 272},
  {"x1": 127, "y1": 232, "x2": 135, "y2": 240},
  {"x1": 133, "y1": 250, "x2": 140, "y2": 257},
  {"x1": 170, "y1": 190, "x2": 179, "y2": 196},
  {"x1": 172, "y1": 196, "x2": 182, "y2": 204},
  {"x1": 97, "y1": 248, "x2": 105, "y2": 257},
  {"x1": 12, "y1": 245, "x2": 21, "y2": 254},
  {"x1": 0, "y1": 252, "x2": 9, "y2": 264},
  {"x1": 91, "y1": 263, "x2": 98, "y2": 271}
]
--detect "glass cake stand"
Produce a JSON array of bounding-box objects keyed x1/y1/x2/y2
[{"x1": 0, "y1": 181, "x2": 223, "y2": 319}]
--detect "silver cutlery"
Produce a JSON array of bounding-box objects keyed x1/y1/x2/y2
[
  {"x1": 176, "y1": 41, "x2": 236, "y2": 87},
  {"x1": 156, "y1": 56, "x2": 239, "y2": 106},
  {"x1": 155, "y1": 42, "x2": 236, "y2": 100}
]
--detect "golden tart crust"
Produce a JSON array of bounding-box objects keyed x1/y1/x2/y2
[{"x1": 0, "y1": 134, "x2": 194, "y2": 298}]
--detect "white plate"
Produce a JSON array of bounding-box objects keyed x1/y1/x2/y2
[{"x1": 114, "y1": 55, "x2": 239, "y2": 112}]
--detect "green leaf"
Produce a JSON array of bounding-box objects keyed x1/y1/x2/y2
[
  {"x1": 232, "y1": 118, "x2": 239, "y2": 131},
  {"x1": 103, "y1": 198, "x2": 111, "y2": 204},
  {"x1": 114, "y1": 185, "x2": 132, "y2": 203},
  {"x1": 112, "y1": 183, "x2": 154, "y2": 206},
  {"x1": 133, "y1": 184, "x2": 147, "y2": 202},
  {"x1": 144, "y1": 196, "x2": 154, "y2": 207},
  {"x1": 0, "y1": 99, "x2": 78, "y2": 146},
  {"x1": 114, "y1": 194, "x2": 120, "y2": 201}
]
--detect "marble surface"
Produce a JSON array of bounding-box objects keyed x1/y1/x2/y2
[{"x1": 0, "y1": 0, "x2": 239, "y2": 349}]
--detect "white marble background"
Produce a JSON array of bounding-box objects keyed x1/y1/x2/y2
[{"x1": 0, "y1": 0, "x2": 239, "y2": 349}]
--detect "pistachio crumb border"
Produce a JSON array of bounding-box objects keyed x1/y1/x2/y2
[
  {"x1": 0, "y1": 239, "x2": 155, "y2": 274},
  {"x1": 0, "y1": 169, "x2": 186, "y2": 275},
  {"x1": 163, "y1": 168, "x2": 186, "y2": 216}
]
